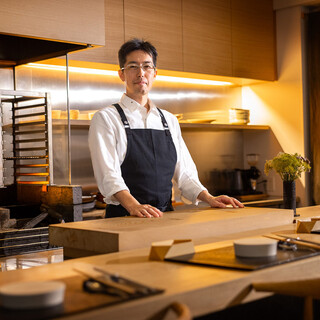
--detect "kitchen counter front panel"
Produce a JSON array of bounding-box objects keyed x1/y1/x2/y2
[{"x1": 49, "y1": 207, "x2": 294, "y2": 258}]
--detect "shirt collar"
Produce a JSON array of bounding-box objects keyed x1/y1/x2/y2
[{"x1": 120, "y1": 94, "x2": 157, "y2": 114}]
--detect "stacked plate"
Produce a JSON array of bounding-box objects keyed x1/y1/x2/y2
[{"x1": 229, "y1": 108, "x2": 250, "y2": 124}]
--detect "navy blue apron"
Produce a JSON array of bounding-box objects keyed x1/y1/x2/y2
[{"x1": 105, "y1": 103, "x2": 177, "y2": 218}]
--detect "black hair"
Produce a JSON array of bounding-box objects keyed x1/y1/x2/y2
[{"x1": 118, "y1": 38, "x2": 158, "y2": 68}]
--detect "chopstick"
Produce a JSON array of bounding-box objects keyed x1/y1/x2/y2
[
  {"x1": 73, "y1": 264, "x2": 137, "y2": 295},
  {"x1": 275, "y1": 234, "x2": 320, "y2": 247},
  {"x1": 93, "y1": 267, "x2": 150, "y2": 294},
  {"x1": 264, "y1": 234, "x2": 320, "y2": 250}
]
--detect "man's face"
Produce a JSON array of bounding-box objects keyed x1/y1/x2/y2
[{"x1": 118, "y1": 50, "x2": 157, "y2": 100}]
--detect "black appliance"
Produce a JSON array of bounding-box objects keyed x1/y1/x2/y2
[{"x1": 210, "y1": 168, "x2": 262, "y2": 196}]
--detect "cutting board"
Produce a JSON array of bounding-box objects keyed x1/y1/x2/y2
[
  {"x1": 166, "y1": 244, "x2": 320, "y2": 271},
  {"x1": 49, "y1": 207, "x2": 294, "y2": 258}
]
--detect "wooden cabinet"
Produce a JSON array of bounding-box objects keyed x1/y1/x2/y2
[
  {"x1": 73, "y1": 0, "x2": 183, "y2": 70},
  {"x1": 182, "y1": 0, "x2": 232, "y2": 76},
  {"x1": 231, "y1": 0, "x2": 276, "y2": 80},
  {"x1": 71, "y1": 0, "x2": 124, "y2": 64},
  {"x1": 124, "y1": 0, "x2": 183, "y2": 71},
  {"x1": 0, "y1": 0, "x2": 105, "y2": 46},
  {"x1": 71, "y1": 0, "x2": 276, "y2": 81},
  {"x1": 182, "y1": 0, "x2": 275, "y2": 80}
]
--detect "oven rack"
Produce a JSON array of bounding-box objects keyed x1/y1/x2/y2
[{"x1": 0, "y1": 90, "x2": 53, "y2": 187}]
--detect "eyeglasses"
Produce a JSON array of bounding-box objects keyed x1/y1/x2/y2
[{"x1": 120, "y1": 63, "x2": 156, "y2": 73}]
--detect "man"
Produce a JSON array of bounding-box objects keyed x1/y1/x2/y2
[{"x1": 89, "y1": 39, "x2": 244, "y2": 218}]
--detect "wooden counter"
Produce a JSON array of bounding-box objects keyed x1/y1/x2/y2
[
  {"x1": 49, "y1": 207, "x2": 294, "y2": 258},
  {"x1": 2, "y1": 206, "x2": 320, "y2": 319}
]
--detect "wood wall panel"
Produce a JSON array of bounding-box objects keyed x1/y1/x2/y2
[
  {"x1": 231, "y1": 0, "x2": 276, "y2": 80},
  {"x1": 307, "y1": 10, "x2": 320, "y2": 204},
  {"x1": 0, "y1": 0, "x2": 105, "y2": 46},
  {"x1": 124, "y1": 0, "x2": 183, "y2": 71},
  {"x1": 70, "y1": 0, "x2": 124, "y2": 64},
  {"x1": 41, "y1": 0, "x2": 276, "y2": 81},
  {"x1": 182, "y1": 0, "x2": 232, "y2": 76}
]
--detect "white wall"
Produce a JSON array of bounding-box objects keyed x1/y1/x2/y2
[{"x1": 242, "y1": 6, "x2": 309, "y2": 205}]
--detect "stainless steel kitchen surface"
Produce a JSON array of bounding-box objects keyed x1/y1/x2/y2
[{"x1": 0, "y1": 57, "x2": 243, "y2": 194}]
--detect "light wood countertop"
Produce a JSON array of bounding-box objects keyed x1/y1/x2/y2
[
  {"x1": 49, "y1": 207, "x2": 294, "y2": 258},
  {"x1": 1, "y1": 206, "x2": 320, "y2": 319}
]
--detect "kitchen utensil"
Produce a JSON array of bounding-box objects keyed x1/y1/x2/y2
[
  {"x1": 93, "y1": 266, "x2": 155, "y2": 295},
  {"x1": 265, "y1": 234, "x2": 320, "y2": 250},
  {"x1": 74, "y1": 263, "x2": 160, "y2": 296},
  {"x1": 83, "y1": 279, "x2": 128, "y2": 298},
  {"x1": 277, "y1": 240, "x2": 298, "y2": 251},
  {"x1": 246, "y1": 154, "x2": 261, "y2": 191}
]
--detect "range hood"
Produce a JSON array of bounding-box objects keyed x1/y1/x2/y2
[{"x1": 0, "y1": 33, "x2": 89, "y2": 68}]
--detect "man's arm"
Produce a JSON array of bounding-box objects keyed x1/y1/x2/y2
[{"x1": 114, "y1": 190, "x2": 163, "y2": 218}]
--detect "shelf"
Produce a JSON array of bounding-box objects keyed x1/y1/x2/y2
[
  {"x1": 0, "y1": 90, "x2": 47, "y2": 101},
  {"x1": 51, "y1": 119, "x2": 270, "y2": 131},
  {"x1": 52, "y1": 119, "x2": 90, "y2": 127},
  {"x1": 179, "y1": 123, "x2": 270, "y2": 131}
]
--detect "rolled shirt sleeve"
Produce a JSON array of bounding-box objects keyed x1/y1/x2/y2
[
  {"x1": 164, "y1": 111, "x2": 207, "y2": 204},
  {"x1": 88, "y1": 110, "x2": 129, "y2": 205}
]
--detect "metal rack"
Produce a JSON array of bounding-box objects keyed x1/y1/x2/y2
[{"x1": 0, "y1": 90, "x2": 53, "y2": 187}]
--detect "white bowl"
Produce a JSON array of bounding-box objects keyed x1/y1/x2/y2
[
  {"x1": 0, "y1": 281, "x2": 65, "y2": 309},
  {"x1": 234, "y1": 237, "x2": 278, "y2": 258}
]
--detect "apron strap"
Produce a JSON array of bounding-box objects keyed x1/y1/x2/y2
[
  {"x1": 113, "y1": 103, "x2": 132, "y2": 135},
  {"x1": 113, "y1": 103, "x2": 171, "y2": 136},
  {"x1": 157, "y1": 108, "x2": 171, "y2": 136}
]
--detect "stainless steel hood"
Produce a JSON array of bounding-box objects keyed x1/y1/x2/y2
[
  {"x1": 0, "y1": 33, "x2": 89, "y2": 68},
  {"x1": 0, "y1": 0, "x2": 104, "y2": 67}
]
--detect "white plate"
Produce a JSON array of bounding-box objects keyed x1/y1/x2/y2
[
  {"x1": 233, "y1": 237, "x2": 278, "y2": 258},
  {"x1": 0, "y1": 281, "x2": 65, "y2": 309}
]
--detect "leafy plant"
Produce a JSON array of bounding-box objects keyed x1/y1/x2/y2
[{"x1": 264, "y1": 152, "x2": 311, "y2": 181}]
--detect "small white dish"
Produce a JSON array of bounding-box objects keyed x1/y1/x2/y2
[
  {"x1": 0, "y1": 281, "x2": 66, "y2": 309},
  {"x1": 234, "y1": 237, "x2": 278, "y2": 258}
]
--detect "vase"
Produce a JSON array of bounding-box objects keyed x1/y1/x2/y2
[{"x1": 283, "y1": 180, "x2": 298, "y2": 217}]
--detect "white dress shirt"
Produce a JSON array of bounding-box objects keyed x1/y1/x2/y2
[{"x1": 88, "y1": 94, "x2": 206, "y2": 206}]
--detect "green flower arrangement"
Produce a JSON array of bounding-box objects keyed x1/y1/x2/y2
[{"x1": 264, "y1": 152, "x2": 311, "y2": 182}]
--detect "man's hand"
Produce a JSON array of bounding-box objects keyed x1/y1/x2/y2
[
  {"x1": 197, "y1": 190, "x2": 244, "y2": 208},
  {"x1": 114, "y1": 190, "x2": 163, "y2": 218},
  {"x1": 206, "y1": 195, "x2": 244, "y2": 208},
  {"x1": 127, "y1": 204, "x2": 163, "y2": 218}
]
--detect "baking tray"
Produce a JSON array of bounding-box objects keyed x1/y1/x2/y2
[{"x1": 166, "y1": 244, "x2": 320, "y2": 271}]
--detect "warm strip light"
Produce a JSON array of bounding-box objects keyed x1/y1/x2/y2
[
  {"x1": 156, "y1": 75, "x2": 232, "y2": 86},
  {"x1": 26, "y1": 63, "x2": 119, "y2": 76},
  {"x1": 26, "y1": 63, "x2": 233, "y2": 86}
]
